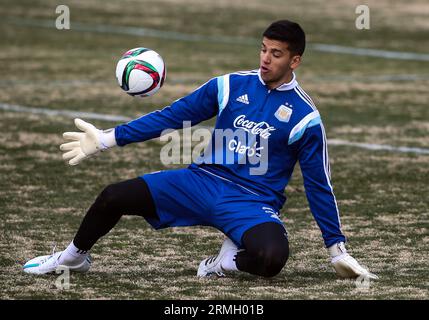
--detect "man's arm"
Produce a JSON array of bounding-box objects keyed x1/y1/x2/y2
[
  {"x1": 61, "y1": 77, "x2": 219, "y2": 165},
  {"x1": 296, "y1": 121, "x2": 345, "y2": 248},
  {"x1": 295, "y1": 119, "x2": 378, "y2": 279},
  {"x1": 114, "y1": 77, "x2": 218, "y2": 146}
]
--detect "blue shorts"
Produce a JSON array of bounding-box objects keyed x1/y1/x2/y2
[{"x1": 141, "y1": 165, "x2": 285, "y2": 247}]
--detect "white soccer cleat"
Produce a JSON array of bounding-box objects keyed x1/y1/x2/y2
[
  {"x1": 23, "y1": 251, "x2": 92, "y2": 275},
  {"x1": 197, "y1": 238, "x2": 238, "y2": 277}
]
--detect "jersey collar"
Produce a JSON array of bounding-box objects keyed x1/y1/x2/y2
[{"x1": 257, "y1": 69, "x2": 298, "y2": 91}]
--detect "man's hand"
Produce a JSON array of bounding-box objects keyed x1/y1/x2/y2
[
  {"x1": 60, "y1": 118, "x2": 116, "y2": 166},
  {"x1": 328, "y1": 242, "x2": 379, "y2": 280}
]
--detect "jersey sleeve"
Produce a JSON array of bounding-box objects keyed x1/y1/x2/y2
[
  {"x1": 296, "y1": 122, "x2": 346, "y2": 248},
  {"x1": 114, "y1": 77, "x2": 218, "y2": 146}
]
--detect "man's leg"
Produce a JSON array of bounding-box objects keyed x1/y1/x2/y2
[
  {"x1": 72, "y1": 177, "x2": 157, "y2": 251},
  {"x1": 235, "y1": 222, "x2": 289, "y2": 277},
  {"x1": 198, "y1": 222, "x2": 289, "y2": 278},
  {"x1": 23, "y1": 177, "x2": 157, "y2": 274},
  {"x1": 59, "y1": 177, "x2": 157, "y2": 266}
]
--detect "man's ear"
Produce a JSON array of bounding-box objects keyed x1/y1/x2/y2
[{"x1": 290, "y1": 55, "x2": 302, "y2": 70}]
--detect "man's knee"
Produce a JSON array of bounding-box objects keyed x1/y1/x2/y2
[
  {"x1": 239, "y1": 222, "x2": 290, "y2": 278},
  {"x1": 96, "y1": 183, "x2": 123, "y2": 210},
  {"x1": 255, "y1": 244, "x2": 289, "y2": 277},
  {"x1": 93, "y1": 178, "x2": 157, "y2": 219}
]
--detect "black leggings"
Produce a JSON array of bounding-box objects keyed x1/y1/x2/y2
[
  {"x1": 73, "y1": 178, "x2": 289, "y2": 277},
  {"x1": 236, "y1": 222, "x2": 289, "y2": 277},
  {"x1": 73, "y1": 178, "x2": 157, "y2": 251}
]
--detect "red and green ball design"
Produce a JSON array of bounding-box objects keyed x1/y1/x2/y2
[
  {"x1": 119, "y1": 48, "x2": 166, "y2": 96},
  {"x1": 120, "y1": 47, "x2": 150, "y2": 60}
]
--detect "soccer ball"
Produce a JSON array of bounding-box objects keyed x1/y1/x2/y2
[{"x1": 115, "y1": 47, "x2": 166, "y2": 97}]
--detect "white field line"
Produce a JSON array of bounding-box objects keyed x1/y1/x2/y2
[
  {"x1": 310, "y1": 74, "x2": 429, "y2": 82},
  {"x1": 2, "y1": 74, "x2": 429, "y2": 88},
  {"x1": 1, "y1": 103, "x2": 429, "y2": 155},
  {"x1": 309, "y1": 44, "x2": 429, "y2": 62},
  {"x1": 329, "y1": 139, "x2": 429, "y2": 155},
  {"x1": 7, "y1": 18, "x2": 429, "y2": 62},
  {"x1": 0, "y1": 103, "x2": 131, "y2": 122}
]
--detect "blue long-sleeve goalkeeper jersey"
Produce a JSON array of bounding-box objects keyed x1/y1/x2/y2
[{"x1": 115, "y1": 69, "x2": 346, "y2": 247}]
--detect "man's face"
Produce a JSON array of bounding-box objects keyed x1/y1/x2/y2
[{"x1": 259, "y1": 37, "x2": 301, "y2": 87}]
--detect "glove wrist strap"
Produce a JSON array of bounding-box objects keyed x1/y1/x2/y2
[
  {"x1": 328, "y1": 242, "x2": 347, "y2": 258},
  {"x1": 99, "y1": 128, "x2": 117, "y2": 150}
]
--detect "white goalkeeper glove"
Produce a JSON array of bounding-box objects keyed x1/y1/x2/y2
[
  {"x1": 60, "y1": 118, "x2": 117, "y2": 166},
  {"x1": 328, "y1": 242, "x2": 379, "y2": 280}
]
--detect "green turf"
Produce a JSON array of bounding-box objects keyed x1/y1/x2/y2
[{"x1": 0, "y1": 0, "x2": 428, "y2": 300}]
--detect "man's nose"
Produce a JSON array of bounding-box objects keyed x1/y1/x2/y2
[{"x1": 262, "y1": 52, "x2": 271, "y2": 64}]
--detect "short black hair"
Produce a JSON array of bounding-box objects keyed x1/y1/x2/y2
[{"x1": 262, "y1": 20, "x2": 306, "y2": 56}]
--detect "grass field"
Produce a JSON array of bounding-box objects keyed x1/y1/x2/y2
[{"x1": 0, "y1": 0, "x2": 428, "y2": 300}]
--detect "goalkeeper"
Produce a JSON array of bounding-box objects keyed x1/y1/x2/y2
[{"x1": 23, "y1": 20, "x2": 378, "y2": 280}]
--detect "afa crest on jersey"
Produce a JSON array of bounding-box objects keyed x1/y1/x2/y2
[{"x1": 275, "y1": 104, "x2": 293, "y2": 122}]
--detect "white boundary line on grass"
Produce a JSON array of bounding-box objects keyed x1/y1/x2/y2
[
  {"x1": 2, "y1": 73, "x2": 429, "y2": 88},
  {"x1": 328, "y1": 139, "x2": 429, "y2": 155},
  {"x1": 1, "y1": 103, "x2": 429, "y2": 155},
  {"x1": 7, "y1": 18, "x2": 429, "y2": 62},
  {"x1": 0, "y1": 103, "x2": 132, "y2": 122}
]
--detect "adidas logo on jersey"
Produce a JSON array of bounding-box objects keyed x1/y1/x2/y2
[{"x1": 236, "y1": 94, "x2": 250, "y2": 104}]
